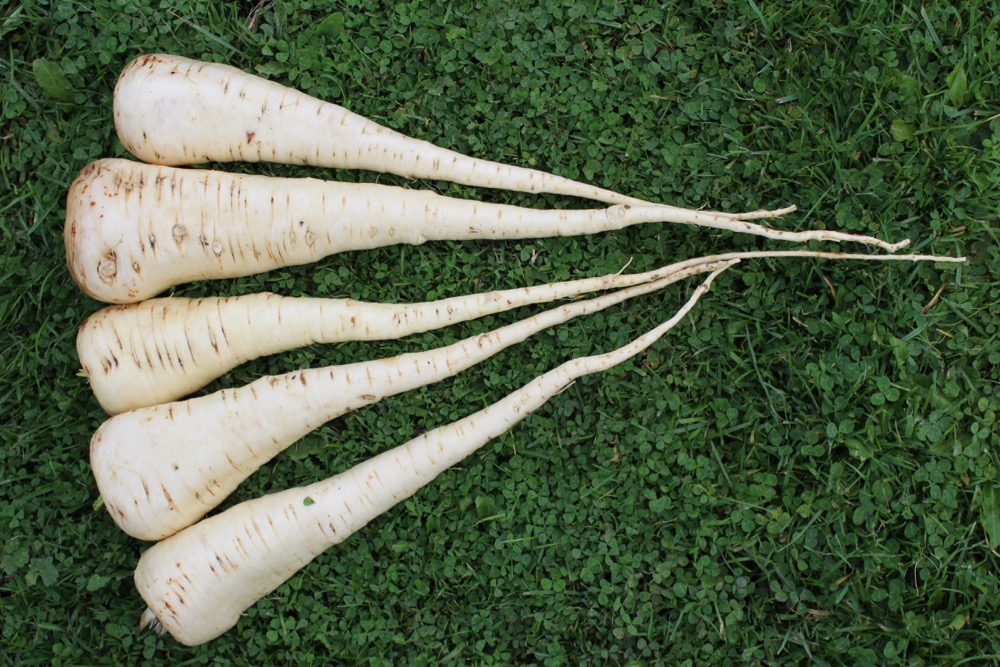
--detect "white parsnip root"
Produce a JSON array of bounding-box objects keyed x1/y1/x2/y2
[
  {"x1": 113, "y1": 53, "x2": 709, "y2": 207},
  {"x1": 75, "y1": 259, "x2": 698, "y2": 414},
  {"x1": 91, "y1": 260, "x2": 734, "y2": 542},
  {"x1": 133, "y1": 263, "x2": 734, "y2": 647},
  {"x1": 78, "y1": 249, "x2": 964, "y2": 415},
  {"x1": 66, "y1": 158, "x2": 908, "y2": 304}
]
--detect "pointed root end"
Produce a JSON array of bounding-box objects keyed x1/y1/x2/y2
[
  {"x1": 719, "y1": 204, "x2": 798, "y2": 220},
  {"x1": 884, "y1": 239, "x2": 912, "y2": 253}
]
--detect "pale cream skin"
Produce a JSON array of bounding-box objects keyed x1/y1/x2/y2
[
  {"x1": 78, "y1": 250, "x2": 965, "y2": 416},
  {"x1": 91, "y1": 262, "x2": 733, "y2": 543},
  {"x1": 114, "y1": 53, "x2": 758, "y2": 210},
  {"x1": 133, "y1": 265, "x2": 734, "y2": 647},
  {"x1": 113, "y1": 54, "x2": 647, "y2": 203},
  {"x1": 76, "y1": 260, "x2": 708, "y2": 415},
  {"x1": 65, "y1": 158, "x2": 857, "y2": 305}
]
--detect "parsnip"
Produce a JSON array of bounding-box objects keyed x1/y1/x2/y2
[
  {"x1": 91, "y1": 260, "x2": 734, "y2": 542},
  {"x1": 133, "y1": 264, "x2": 735, "y2": 647},
  {"x1": 75, "y1": 258, "x2": 701, "y2": 414},
  {"x1": 78, "y1": 250, "x2": 964, "y2": 415},
  {"x1": 66, "y1": 159, "x2": 908, "y2": 304},
  {"x1": 113, "y1": 53, "x2": 732, "y2": 209}
]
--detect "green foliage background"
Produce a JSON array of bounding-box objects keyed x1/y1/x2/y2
[{"x1": 1, "y1": 1, "x2": 997, "y2": 664}]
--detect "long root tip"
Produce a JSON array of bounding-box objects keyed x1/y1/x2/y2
[
  {"x1": 886, "y1": 239, "x2": 912, "y2": 252},
  {"x1": 720, "y1": 204, "x2": 798, "y2": 220}
]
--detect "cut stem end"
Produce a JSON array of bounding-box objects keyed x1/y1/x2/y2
[{"x1": 140, "y1": 607, "x2": 166, "y2": 635}]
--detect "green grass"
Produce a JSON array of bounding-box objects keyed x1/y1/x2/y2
[{"x1": 1, "y1": 0, "x2": 997, "y2": 664}]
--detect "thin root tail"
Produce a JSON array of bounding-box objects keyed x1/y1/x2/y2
[{"x1": 715, "y1": 204, "x2": 798, "y2": 220}]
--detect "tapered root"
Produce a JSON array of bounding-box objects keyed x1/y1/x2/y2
[
  {"x1": 718, "y1": 218, "x2": 910, "y2": 252},
  {"x1": 713, "y1": 204, "x2": 798, "y2": 220}
]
